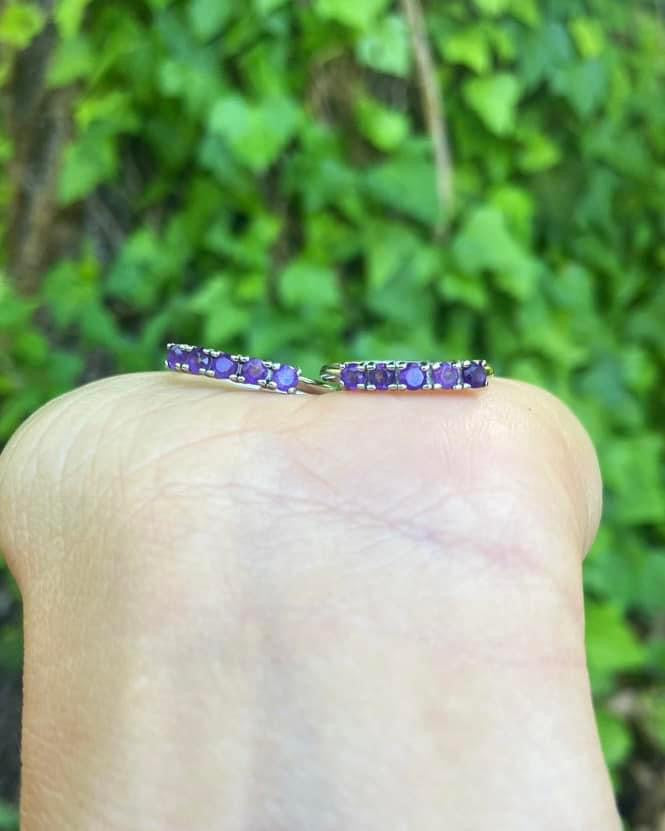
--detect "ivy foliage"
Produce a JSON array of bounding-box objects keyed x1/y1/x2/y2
[{"x1": 1, "y1": 0, "x2": 665, "y2": 823}]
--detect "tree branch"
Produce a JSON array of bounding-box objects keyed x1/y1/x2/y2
[{"x1": 401, "y1": 0, "x2": 454, "y2": 234}]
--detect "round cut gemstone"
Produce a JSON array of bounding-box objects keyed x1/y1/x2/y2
[
  {"x1": 184, "y1": 348, "x2": 202, "y2": 374},
  {"x1": 340, "y1": 363, "x2": 366, "y2": 389},
  {"x1": 197, "y1": 351, "x2": 212, "y2": 373},
  {"x1": 432, "y1": 362, "x2": 460, "y2": 389},
  {"x1": 399, "y1": 362, "x2": 425, "y2": 390},
  {"x1": 462, "y1": 361, "x2": 487, "y2": 388},
  {"x1": 214, "y1": 353, "x2": 237, "y2": 379},
  {"x1": 271, "y1": 364, "x2": 298, "y2": 392},
  {"x1": 241, "y1": 358, "x2": 269, "y2": 385},
  {"x1": 368, "y1": 363, "x2": 395, "y2": 390},
  {"x1": 166, "y1": 345, "x2": 185, "y2": 369}
]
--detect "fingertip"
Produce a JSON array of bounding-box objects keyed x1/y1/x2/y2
[{"x1": 485, "y1": 379, "x2": 603, "y2": 557}]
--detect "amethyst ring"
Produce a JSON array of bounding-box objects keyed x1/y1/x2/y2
[
  {"x1": 165, "y1": 343, "x2": 332, "y2": 394},
  {"x1": 320, "y1": 359, "x2": 493, "y2": 391},
  {"x1": 165, "y1": 344, "x2": 494, "y2": 395}
]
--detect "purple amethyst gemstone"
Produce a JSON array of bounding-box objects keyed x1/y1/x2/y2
[
  {"x1": 399, "y1": 362, "x2": 426, "y2": 390},
  {"x1": 340, "y1": 363, "x2": 366, "y2": 390},
  {"x1": 432, "y1": 362, "x2": 460, "y2": 389},
  {"x1": 367, "y1": 362, "x2": 395, "y2": 390},
  {"x1": 214, "y1": 353, "x2": 237, "y2": 379},
  {"x1": 241, "y1": 357, "x2": 269, "y2": 385},
  {"x1": 271, "y1": 364, "x2": 298, "y2": 392},
  {"x1": 462, "y1": 361, "x2": 487, "y2": 388},
  {"x1": 184, "y1": 348, "x2": 202, "y2": 374},
  {"x1": 166, "y1": 345, "x2": 185, "y2": 369},
  {"x1": 197, "y1": 351, "x2": 213, "y2": 373}
]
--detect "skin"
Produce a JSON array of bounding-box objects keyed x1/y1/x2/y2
[{"x1": 0, "y1": 372, "x2": 621, "y2": 830}]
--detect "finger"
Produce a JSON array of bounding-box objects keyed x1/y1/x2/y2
[{"x1": 0, "y1": 373, "x2": 617, "y2": 831}]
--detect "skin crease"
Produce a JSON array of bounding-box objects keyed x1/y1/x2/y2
[{"x1": 0, "y1": 373, "x2": 621, "y2": 831}]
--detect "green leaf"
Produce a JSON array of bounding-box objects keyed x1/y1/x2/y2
[
  {"x1": 76, "y1": 91, "x2": 138, "y2": 132},
  {"x1": 490, "y1": 185, "x2": 534, "y2": 242},
  {"x1": 48, "y1": 35, "x2": 94, "y2": 86},
  {"x1": 58, "y1": 129, "x2": 116, "y2": 204},
  {"x1": 314, "y1": 0, "x2": 391, "y2": 30},
  {"x1": 452, "y1": 206, "x2": 538, "y2": 299},
  {"x1": 553, "y1": 58, "x2": 608, "y2": 117},
  {"x1": 365, "y1": 267, "x2": 435, "y2": 329},
  {"x1": 638, "y1": 553, "x2": 665, "y2": 614},
  {"x1": 366, "y1": 222, "x2": 434, "y2": 290},
  {"x1": 0, "y1": 624, "x2": 22, "y2": 674},
  {"x1": 254, "y1": 0, "x2": 288, "y2": 14},
  {"x1": 487, "y1": 24, "x2": 516, "y2": 61},
  {"x1": 472, "y1": 0, "x2": 510, "y2": 15},
  {"x1": 603, "y1": 435, "x2": 665, "y2": 525},
  {"x1": 188, "y1": 0, "x2": 232, "y2": 40},
  {"x1": 595, "y1": 710, "x2": 633, "y2": 770},
  {"x1": 0, "y1": 798, "x2": 18, "y2": 831},
  {"x1": 464, "y1": 73, "x2": 521, "y2": 135},
  {"x1": 569, "y1": 17, "x2": 605, "y2": 59},
  {"x1": 280, "y1": 260, "x2": 340, "y2": 308},
  {"x1": 586, "y1": 602, "x2": 647, "y2": 689},
  {"x1": 584, "y1": 531, "x2": 641, "y2": 610},
  {"x1": 43, "y1": 258, "x2": 99, "y2": 329},
  {"x1": 0, "y1": 389, "x2": 45, "y2": 442},
  {"x1": 364, "y1": 145, "x2": 440, "y2": 226},
  {"x1": 306, "y1": 213, "x2": 360, "y2": 264},
  {"x1": 0, "y1": 2, "x2": 45, "y2": 47},
  {"x1": 355, "y1": 95, "x2": 409, "y2": 152},
  {"x1": 0, "y1": 134, "x2": 12, "y2": 165},
  {"x1": 507, "y1": 0, "x2": 539, "y2": 26},
  {"x1": 189, "y1": 275, "x2": 251, "y2": 343},
  {"x1": 159, "y1": 58, "x2": 222, "y2": 115},
  {"x1": 643, "y1": 690, "x2": 665, "y2": 753},
  {"x1": 439, "y1": 26, "x2": 491, "y2": 75},
  {"x1": 519, "y1": 22, "x2": 572, "y2": 89},
  {"x1": 209, "y1": 94, "x2": 301, "y2": 172},
  {"x1": 106, "y1": 229, "x2": 171, "y2": 308},
  {"x1": 517, "y1": 130, "x2": 561, "y2": 172},
  {"x1": 356, "y1": 14, "x2": 410, "y2": 77},
  {"x1": 54, "y1": 0, "x2": 92, "y2": 38},
  {"x1": 438, "y1": 272, "x2": 488, "y2": 311}
]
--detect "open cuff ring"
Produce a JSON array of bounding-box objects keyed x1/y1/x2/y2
[{"x1": 165, "y1": 344, "x2": 493, "y2": 394}]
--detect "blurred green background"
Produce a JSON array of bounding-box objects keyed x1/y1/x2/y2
[{"x1": 1, "y1": 0, "x2": 664, "y2": 827}]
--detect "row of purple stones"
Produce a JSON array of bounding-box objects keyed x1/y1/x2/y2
[
  {"x1": 338, "y1": 360, "x2": 488, "y2": 390},
  {"x1": 166, "y1": 344, "x2": 300, "y2": 393}
]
